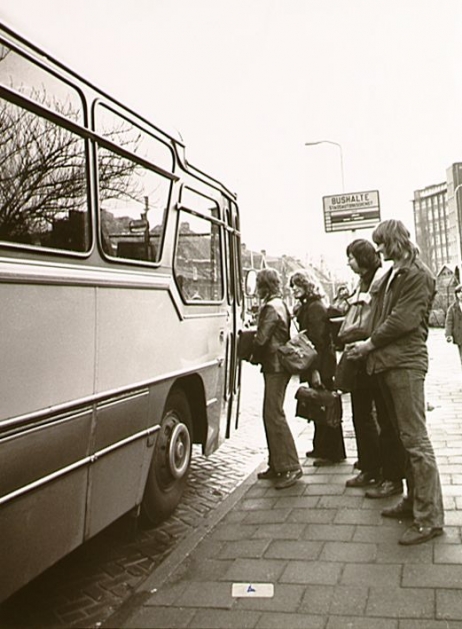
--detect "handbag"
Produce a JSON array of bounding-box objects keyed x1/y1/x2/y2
[
  {"x1": 294, "y1": 385, "x2": 343, "y2": 428},
  {"x1": 277, "y1": 331, "x2": 318, "y2": 375},
  {"x1": 337, "y1": 291, "x2": 373, "y2": 345},
  {"x1": 237, "y1": 328, "x2": 256, "y2": 361},
  {"x1": 334, "y1": 351, "x2": 360, "y2": 392}
]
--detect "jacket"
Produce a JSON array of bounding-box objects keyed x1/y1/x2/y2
[
  {"x1": 295, "y1": 296, "x2": 336, "y2": 386},
  {"x1": 252, "y1": 296, "x2": 290, "y2": 373},
  {"x1": 367, "y1": 254, "x2": 435, "y2": 374},
  {"x1": 445, "y1": 301, "x2": 462, "y2": 346}
]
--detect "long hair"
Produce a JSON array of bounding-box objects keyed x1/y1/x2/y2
[
  {"x1": 346, "y1": 239, "x2": 381, "y2": 272},
  {"x1": 372, "y1": 219, "x2": 418, "y2": 260},
  {"x1": 289, "y1": 269, "x2": 325, "y2": 299},
  {"x1": 256, "y1": 268, "x2": 281, "y2": 298}
]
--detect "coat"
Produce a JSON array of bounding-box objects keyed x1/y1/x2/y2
[
  {"x1": 295, "y1": 296, "x2": 336, "y2": 387},
  {"x1": 445, "y1": 301, "x2": 462, "y2": 346},
  {"x1": 367, "y1": 254, "x2": 435, "y2": 374},
  {"x1": 252, "y1": 296, "x2": 290, "y2": 373}
]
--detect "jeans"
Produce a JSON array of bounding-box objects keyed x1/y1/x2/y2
[
  {"x1": 378, "y1": 368, "x2": 444, "y2": 528},
  {"x1": 263, "y1": 372, "x2": 300, "y2": 473}
]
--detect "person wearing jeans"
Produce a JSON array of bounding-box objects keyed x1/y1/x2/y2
[
  {"x1": 347, "y1": 219, "x2": 444, "y2": 545},
  {"x1": 250, "y1": 268, "x2": 302, "y2": 490}
]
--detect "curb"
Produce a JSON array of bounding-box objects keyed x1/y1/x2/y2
[{"x1": 101, "y1": 458, "x2": 266, "y2": 628}]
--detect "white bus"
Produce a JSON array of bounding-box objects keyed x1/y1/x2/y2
[{"x1": 0, "y1": 22, "x2": 243, "y2": 602}]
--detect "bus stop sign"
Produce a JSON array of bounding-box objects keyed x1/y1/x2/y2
[{"x1": 323, "y1": 190, "x2": 380, "y2": 232}]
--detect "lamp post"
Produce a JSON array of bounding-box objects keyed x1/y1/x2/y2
[{"x1": 304, "y1": 140, "x2": 345, "y2": 192}]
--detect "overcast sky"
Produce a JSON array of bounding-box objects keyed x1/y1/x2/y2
[{"x1": 2, "y1": 0, "x2": 462, "y2": 277}]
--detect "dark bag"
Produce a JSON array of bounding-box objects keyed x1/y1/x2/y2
[
  {"x1": 334, "y1": 352, "x2": 360, "y2": 392},
  {"x1": 337, "y1": 297, "x2": 373, "y2": 345},
  {"x1": 294, "y1": 385, "x2": 343, "y2": 428},
  {"x1": 237, "y1": 329, "x2": 256, "y2": 361},
  {"x1": 277, "y1": 331, "x2": 318, "y2": 375}
]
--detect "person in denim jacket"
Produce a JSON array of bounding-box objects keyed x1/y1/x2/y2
[
  {"x1": 347, "y1": 219, "x2": 444, "y2": 546},
  {"x1": 251, "y1": 268, "x2": 302, "y2": 489}
]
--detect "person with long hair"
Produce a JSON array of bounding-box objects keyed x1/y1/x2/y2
[
  {"x1": 342, "y1": 239, "x2": 406, "y2": 494},
  {"x1": 347, "y1": 220, "x2": 444, "y2": 545},
  {"x1": 251, "y1": 268, "x2": 303, "y2": 490},
  {"x1": 290, "y1": 269, "x2": 346, "y2": 466}
]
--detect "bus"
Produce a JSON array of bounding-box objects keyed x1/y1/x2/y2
[{"x1": 0, "y1": 22, "x2": 243, "y2": 602}]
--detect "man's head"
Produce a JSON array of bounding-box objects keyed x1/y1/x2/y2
[
  {"x1": 455, "y1": 285, "x2": 462, "y2": 300},
  {"x1": 372, "y1": 219, "x2": 418, "y2": 262}
]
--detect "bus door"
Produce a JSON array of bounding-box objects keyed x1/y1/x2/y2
[{"x1": 224, "y1": 201, "x2": 242, "y2": 437}]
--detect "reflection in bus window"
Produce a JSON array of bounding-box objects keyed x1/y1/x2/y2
[
  {"x1": 0, "y1": 43, "x2": 84, "y2": 123},
  {"x1": 175, "y1": 211, "x2": 223, "y2": 302},
  {"x1": 0, "y1": 99, "x2": 89, "y2": 251},
  {"x1": 96, "y1": 103, "x2": 174, "y2": 171},
  {"x1": 99, "y1": 148, "x2": 170, "y2": 263}
]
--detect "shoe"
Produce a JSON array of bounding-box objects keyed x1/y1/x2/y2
[
  {"x1": 365, "y1": 479, "x2": 403, "y2": 499},
  {"x1": 305, "y1": 450, "x2": 318, "y2": 458},
  {"x1": 345, "y1": 471, "x2": 380, "y2": 488},
  {"x1": 353, "y1": 460, "x2": 361, "y2": 470},
  {"x1": 275, "y1": 468, "x2": 303, "y2": 489},
  {"x1": 257, "y1": 468, "x2": 279, "y2": 480},
  {"x1": 313, "y1": 458, "x2": 343, "y2": 467},
  {"x1": 381, "y1": 499, "x2": 413, "y2": 519},
  {"x1": 399, "y1": 523, "x2": 443, "y2": 546}
]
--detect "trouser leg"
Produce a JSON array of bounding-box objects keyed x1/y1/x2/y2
[
  {"x1": 263, "y1": 372, "x2": 300, "y2": 473},
  {"x1": 381, "y1": 369, "x2": 444, "y2": 528}
]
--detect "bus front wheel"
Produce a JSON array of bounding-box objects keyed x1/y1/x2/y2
[{"x1": 142, "y1": 389, "x2": 193, "y2": 525}]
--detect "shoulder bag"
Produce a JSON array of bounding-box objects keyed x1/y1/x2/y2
[{"x1": 277, "y1": 330, "x2": 318, "y2": 375}]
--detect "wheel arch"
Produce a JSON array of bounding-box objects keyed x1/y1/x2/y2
[{"x1": 169, "y1": 374, "x2": 207, "y2": 449}]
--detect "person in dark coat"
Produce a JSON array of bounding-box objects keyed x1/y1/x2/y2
[
  {"x1": 445, "y1": 284, "x2": 462, "y2": 367},
  {"x1": 347, "y1": 219, "x2": 444, "y2": 546},
  {"x1": 289, "y1": 269, "x2": 346, "y2": 466},
  {"x1": 250, "y1": 268, "x2": 303, "y2": 490},
  {"x1": 341, "y1": 239, "x2": 406, "y2": 494}
]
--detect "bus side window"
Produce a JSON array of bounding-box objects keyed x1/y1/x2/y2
[
  {"x1": 174, "y1": 212, "x2": 223, "y2": 303},
  {"x1": 0, "y1": 45, "x2": 90, "y2": 253},
  {"x1": 95, "y1": 104, "x2": 173, "y2": 265}
]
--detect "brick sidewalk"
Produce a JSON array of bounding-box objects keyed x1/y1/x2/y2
[{"x1": 106, "y1": 328, "x2": 462, "y2": 629}]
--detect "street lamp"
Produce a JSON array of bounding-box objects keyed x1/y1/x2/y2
[{"x1": 304, "y1": 140, "x2": 345, "y2": 192}]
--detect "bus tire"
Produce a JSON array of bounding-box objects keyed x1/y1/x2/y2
[{"x1": 142, "y1": 388, "x2": 193, "y2": 525}]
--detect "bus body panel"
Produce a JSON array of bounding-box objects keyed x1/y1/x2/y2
[{"x1": 0, "y1": 280, "x2": 96, "y2": 421}]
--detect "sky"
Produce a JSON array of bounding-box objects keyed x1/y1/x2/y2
[{"x1": 2, "y1": 0, "x2": 462, "y2": 279}]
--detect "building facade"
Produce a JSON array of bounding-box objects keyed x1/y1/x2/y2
[{"x1": 413, "y1": 162, "x2": 462, "y2": 276}]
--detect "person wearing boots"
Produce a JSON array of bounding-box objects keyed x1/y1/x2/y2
[{"x1": 347, "y1": 219, "x2": 444, "y2": 545}]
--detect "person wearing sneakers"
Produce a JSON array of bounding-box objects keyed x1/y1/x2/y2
[
  {"x1": 341, "y1": 239, "x2": 406, "y2": 493},
  {"x1": 250, "y1": 268, "x2": 303, "y2": 490},
  {"x1": 346, "y1": 220, "x2": 444, "y2": 545}
]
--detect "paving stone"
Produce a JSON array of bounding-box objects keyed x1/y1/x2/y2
[
  {"x1": 218, "y1": 540, "x2": 270, "y2": 560},
  {"x1": 222, "y1": 558, "x2": 288, "y2": 583},
  {"x1": 263, "y1": 540, "x2": 323, "y2": 560},
  {"x1": 319, "y1": 541, "x2": 377, "y2": 563},
  {"x1": 303, "y1": 523, "x2": 355, "y2": 541},
  {"x1": 366, "y1": 586, "x2": 435, "y2": 618},
  {"x1": 340, "y1": 563, "x2": 402, "y2": 587},
  {"x1": 120, "y1": 605, "x2": 195, "y2": 628},
  {"x1": 403, "y1": 564, "x2": 462, "y2": 588},
  {"x1": 400, "y1": 620, "x2": 462, "y2": 628},
  {"x1": 436, "y1": 589, "x2": 462, "y2": 620},
  {"x1": 280, "y1": 560, "x2": 342, "y2": 585},
  {"x1": 252, "y1": 523, "x2": 307, "y2": 540},
  {"x1": 187, "y1": 608, "x2": 261, "y2": 628},
  {"x1": 255, "y1": 611, "x2": 325, "y2": 629},
  {"x1": 326, "y1": 617, "x2": 398, "y2": 629}
]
